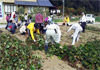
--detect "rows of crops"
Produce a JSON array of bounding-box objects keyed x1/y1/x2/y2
[{"x1": 0, "y1": 26, "x2": 100, "y2": 70}]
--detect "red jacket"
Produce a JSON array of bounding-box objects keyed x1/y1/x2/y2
[{"x1": 35, "y1": 13, "x2": 43, "y2": 23}]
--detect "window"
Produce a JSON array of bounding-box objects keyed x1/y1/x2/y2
[
  {"x1": 8, "y1": 5, "x2": 10, "y2": 12},
  {"x1": 4, "y1": 4, "x2": 16, "y2": 13},
  {"x1": 14, "y1": 6, "x2": 16, "y2": 12},
  {"x1": 5, "y1": 5, "x2": 7, "y2": 12},
  {"x1": 11, "y1": 6, "x2": 13, "y2": 12},
  {"x1": 28, "y1": 7, "x2": 33, "y2": 13}
]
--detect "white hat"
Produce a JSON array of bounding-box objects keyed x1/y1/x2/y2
[{"x1": 82, "y1": 12, "x2": 85, "y2": 15}]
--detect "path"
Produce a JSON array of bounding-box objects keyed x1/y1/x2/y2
[{"x1": 34, "y1": 51, "x2": 76, "y2": 70}]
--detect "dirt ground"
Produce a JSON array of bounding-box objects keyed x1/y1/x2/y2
[
  {"x1": 34, "y1": 51, "x2": 76, "y2": 70},
  {"x1": 0, "y1": 24, "x2": 100, "y2": 70},
  {"x1": 60, "y1": 25, "x2": 100, "y2": 47}
]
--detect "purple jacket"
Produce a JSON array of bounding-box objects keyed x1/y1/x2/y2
[{"x1": 35, "y1": 13, "x2": 43, "y2": 23}]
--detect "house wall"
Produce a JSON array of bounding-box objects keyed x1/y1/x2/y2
[
  {"x1": 0, "y1": 0, "x2": 14, "y2": 3},
  {"x1": 16, "y1": 0, "x2": 37, "y2": 2},
  {"x1": 0, "y1": 0, "x2": 50, "y2": 23}
]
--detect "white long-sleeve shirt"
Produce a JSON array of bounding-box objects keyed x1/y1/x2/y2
[
  {"x1": 80, "y1": 15, "x2": 86, "y2": 22},
  {"x1": 67, "y1": 24, "x2": 83, "y2": 32},
  {"x1": 20, "y1": 25, "x2": 26, "y2": 33},
  {"x1": 45, "y1": 23, "x2": 61, "y2": 43},
  {"x1": 24, "y1": 15, "x2": 28, "y2": 20}
]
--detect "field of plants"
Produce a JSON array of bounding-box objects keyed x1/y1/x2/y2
[
  {"x1": 53, "y1": 16, "x2": 100, "y2": 22},
  {"x1": 0, "y1": 25, "x2": 100, "y2": 70}
]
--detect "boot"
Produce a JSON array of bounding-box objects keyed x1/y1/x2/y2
[{"x1": 45, "y1": 44, "x2": 48, "y2": 53}]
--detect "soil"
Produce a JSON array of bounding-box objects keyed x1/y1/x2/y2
[
  {"x1": 34, "y1": 50, "x2": 76, "y2": 70},
  {"x1": 60, "y1": 25, "x2": 100, "y2": 47},
  {"x1": 0, "y1": 24, "x2": 100, "y2": 70}
]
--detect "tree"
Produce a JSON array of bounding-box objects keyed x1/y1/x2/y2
[{"x1": 18, "y1": 6, "x2": 25, "y2": 14}]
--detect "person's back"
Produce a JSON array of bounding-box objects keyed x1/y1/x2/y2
[
  {"x1": 10, "y1": 12, "x2": 15, "y2": 20},
  {"x1": 27, "y1": 22, "x2": 40, "y2": 41},
  {"x1": 45, "y1": 23, "x2": 61, "y2": 52},
  {"x1": 20, "y1": 25, "x2": 26, "y2": 34},
  {"x1": 72, "y1": 24, "x2": 82, "y2": 30},
  {"x1": 7, "y1": 22, "x2": 12, "y2": 31},
  {"x1": 35, "y1": 13, "x2": 43, "y2": 23},
  {"x1": 27, "y1": 23, "x2": 34, "y2": 31},
  {"x1": 46, "y1": 23, "x2": 61, "y2": 42},
  {"x1": 6, "y1": 15, "x2": 9, "y2": 22},
  {"x1": 67, "y1": 23, "x2": 83, "y2": 45},
  {"x1": 24, "y1": 15, "x2": 28, "y2": 20}
]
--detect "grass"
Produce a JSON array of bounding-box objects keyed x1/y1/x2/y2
[
  {"x1": 95, "y1": 16, "x2": 100, "y2": 22},
  {"x1": 0, "y1": 23, "x2": 7, "y2": 24},
  {"x1": 70, "y1": 18, "x2": 79, "y2": 22},
  {"x1": 53, "y1": 19, "x2": 63, "y2": 22},
  {"x1": 53, "y1": 18, "x2": 79, "y2": 22},
  {"x1": 53, "y1": 16, "x2": 100, "y2": 22}
]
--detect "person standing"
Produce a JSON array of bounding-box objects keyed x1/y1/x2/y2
[
  {"x1": 67, "y1": 23, "x2": 83, "y2": 45},
  {"x1": 35, "y1": 13, "x2": 43, "y2": 33},
  {"x1": 24, "y1": 13, "x2": 28, "y2": 22},
  {"x1": 5, "y1": 14, "x2": 10, "y2": 29},
  {"x1": 6, "y1": 14, "x2": 10, "y2": 23},
  {"x1": 80, "y1": 12, "x2": 86, "y2": 33}
]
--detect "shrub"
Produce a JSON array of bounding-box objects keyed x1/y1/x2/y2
[
  {"x1": 86, "y1": 26, "x2": 100, "y2": 32},
  {"x1": 0, "y1": 34, "x2": 42, "y2": 70},
  {"x1": 18, "y1": 6, "x2": 25, "y2": 14},
  {"x1": 19, "y1": 16, "x2": 25, "y2": 22},
  {"x1": 26, "y1": 34, "x2": 100, "y2": 69},
  {"x1": 26, "y1": 34, "x2": 45, "y2": 51},
  {"x1": 28, "y1": 15, "x2": 32, "y2": 19}
]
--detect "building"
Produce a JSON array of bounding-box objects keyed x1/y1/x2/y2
[{"x1": 0, "y1": 0, "x2": 53, "y2": 23}]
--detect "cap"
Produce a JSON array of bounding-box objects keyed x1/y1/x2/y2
[{"x1": 82, "y1": 12, "x2": 85, "y2": 15}]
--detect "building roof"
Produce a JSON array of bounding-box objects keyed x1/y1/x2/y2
[
  {"x1": 15, "y1": 0, "x2": 53, "y2": 7},
  {"x1": 37, "y1": 0, "x2": 53, "y2": 7},
  {"x1": 15, "y1": 1, "x2": 38, "y2": 6}
]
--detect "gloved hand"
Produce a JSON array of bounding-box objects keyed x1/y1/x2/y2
[{"x1": 33, "y1": 39, "x2": 36, "y2": 42}]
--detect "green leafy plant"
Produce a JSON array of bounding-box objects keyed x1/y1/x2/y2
[
  {"x1": 0, "y1": 34, "x2": 42, "y2": 70},
  {"x1": 26, "y1": 34, "x2": 45, "y2": 51},
  {"x1": 18, "y1": 6, "x2": 25, "y2": 14},
  {"x1": 26, "y1": 34, "x2": 100, "y2": 69},
  {"x1": 19, "y1": 16, "x2": 25, "y2": 22},
  {"x1": 86, "y1": 26, "x2": 100, "y2": 32}
]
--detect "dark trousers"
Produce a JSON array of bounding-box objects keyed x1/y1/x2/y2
[
  {"x1": 37, "y1": 23, "x2": 44, "y2": 33},
  {"x1": 5, "y1": 21, "x2": 9, "y2": 29},
  {"x1": 11, "y1": 29, "x2": 16, "y2": 34},
  {"x1": 21, "y1": 32, "x2": 26, "y2": 35},
  {"x1": 81, "y1": 22, "x2": 86, "y2": 33}
]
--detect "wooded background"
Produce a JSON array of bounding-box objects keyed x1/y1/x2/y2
[{"x1": 50, "y1": 0, "x2": 100, "y2": 16}]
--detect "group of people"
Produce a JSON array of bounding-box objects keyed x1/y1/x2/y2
[{"x1": 5, "y1": 11, "x2": 86, "y2": 53}]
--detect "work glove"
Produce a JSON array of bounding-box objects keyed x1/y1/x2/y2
[{"x1": 33, "y1": 39, "x2": 36, "y2": 42}]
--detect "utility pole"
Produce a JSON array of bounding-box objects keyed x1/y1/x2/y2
[{"x1": 62, "y1": 0, "x2": 65, "y2": 17}]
